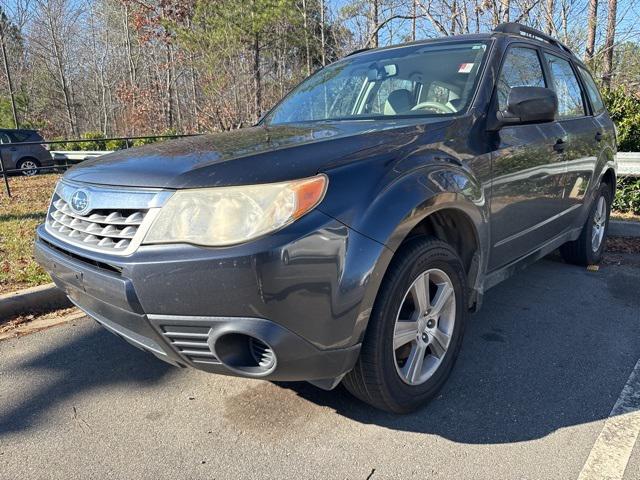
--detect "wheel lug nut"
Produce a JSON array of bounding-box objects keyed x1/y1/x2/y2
[
  {"x1": 421, "y1": 333, "x2": 428, "y2": 342},
  {"x1": 426, "y1": 319, "x2": 435, "y2": 328}
]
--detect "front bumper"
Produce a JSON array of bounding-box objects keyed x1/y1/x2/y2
[{"x1": 34, "y1": 210, "x2": 389, "y2": 384}]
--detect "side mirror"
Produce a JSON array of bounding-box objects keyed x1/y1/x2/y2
[{"x1": 497, "y1": 86, "x2": 557, "y2": 126}]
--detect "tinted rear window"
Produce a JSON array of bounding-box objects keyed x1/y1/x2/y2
[{"x1": 11, "y1": 130, "x2": 42, "y2": 142}]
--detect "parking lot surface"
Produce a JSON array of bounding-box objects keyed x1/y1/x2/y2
[{"x1": 1, "y1": 257, "x2": 639, "y2": 479}]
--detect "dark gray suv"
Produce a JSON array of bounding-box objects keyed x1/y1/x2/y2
[
  {"x1": 35, "y1": 23, "x2": 616, "y2": 413},
  {"x1": 0, "y1": 129, "x2": 53, "y2": 176}
]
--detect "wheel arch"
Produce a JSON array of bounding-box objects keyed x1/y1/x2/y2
[
  {"x1": 351, "y1": 194, "x2": 488, "y2": 346},
  {"x1": 399, "y1": 207, "x2": 482, "y2": 299},
  {"x1": 600, "y1": 167, "x2": 616, "y2": 200}
]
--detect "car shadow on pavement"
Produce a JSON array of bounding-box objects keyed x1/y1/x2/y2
[
  {"x1": 271, "y1": 259, "x2": 640, "y2": 444},
  {"x1": 0, "y1": 325, "x2": 174, "y2": 436}
]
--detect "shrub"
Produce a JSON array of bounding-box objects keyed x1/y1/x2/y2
[
  {"x1": 614, "y1": 177, "x2": 640, "y2": 215},
  {"x1": 77, "y1": 131, "x2": 107, "y2": 151},
  {"x1": 105, "y1": 139, "x2": 127, "y2": 151},
  {"x1": 602, "y1": 87, "x2": 640, "y2": 151}
]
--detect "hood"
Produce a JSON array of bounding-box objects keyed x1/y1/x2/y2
[{"x1": 64, "y1": 119, "x2": 452, "y2": 189}]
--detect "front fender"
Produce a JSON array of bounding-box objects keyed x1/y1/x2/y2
[
  {"x1": 320, "y1": 157, "x2": 488, "y2": 252},
  {"x1": 319, "y1": 159, "x2": 490, "y2": 344}
]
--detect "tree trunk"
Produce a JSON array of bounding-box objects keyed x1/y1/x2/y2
[
  {"x1": 585, "y1": 0, "x2": 598, "y2": 62},
  {"x1": 166, "y1": 43, "x2": 174, "y2": 129},
  {"x1": 45, "y1": 8, "x2": 76, "y2": 136},
  {"x1": 320, "y1": 0, "x2": 326, "y2": 66},
  {"x1": 501, "y1": 0, "x2": 510, "y2": 22},
  {"x1": 371, "y1": 0, "x2": 379, "y2": 48},
  {"x1": 412, "y1": 0, "x2": 417, "y2": 41},
  {"x1": 545, "y1": 0, "x2": 555, "y2": 35},
  {"x1": 253, "y1": 33, "x2": 261, "y2": 121},
  {"x1": 602, "y1": 0, "x2": 617, "y2": 87},
  {"x1": 302, "y1": 0, "x2": 311, "y2": 76},
  {"x1": 0, "y1": 27, "x2": 18, "y2": 129},
  {"x1": 451, "y1": 0, "x2": 458, "y2": 34}
]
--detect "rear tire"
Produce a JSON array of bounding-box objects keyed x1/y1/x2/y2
[
  {"x1": 560, "y1": 183, "x2": 611, "y2": 266},
  {"x1": 16, "y1": 158, "x2": 40, "y2": 177},
  {"x1": 343, "y1": 237, "x2": 467, "y2": 413}
]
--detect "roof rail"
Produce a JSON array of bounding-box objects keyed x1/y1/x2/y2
[{"x1": 493, "y1": 22, "x2": 575, "y2": 57}]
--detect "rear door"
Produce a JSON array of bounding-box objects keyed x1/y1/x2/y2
[
  {"x1": 541, "y1": 52, "x2": 598, "y2": 224},
  {"x1": 489, "y1": 44, "x2": 567, "y2": 270}
]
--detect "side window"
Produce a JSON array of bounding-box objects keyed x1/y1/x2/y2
[
  {"x1": 0, "y1": 133, "x2": 11, "y2": 144},
  {"x1": 578, "y1": 66, "x2": 605, "y2": 114},
  {"x1": 497, "y1": 47, "x2": 546, "y2": 111},
  {"x1": 11, "y1": 131, "x2": 30, "y2": 142},
  {"x1": 544, "y1": 53, "x2": 586, "y2": 118}
]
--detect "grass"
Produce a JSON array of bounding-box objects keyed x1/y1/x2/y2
[{"x1": 0, "y1": 174, "x2": 60, "y2": 294}]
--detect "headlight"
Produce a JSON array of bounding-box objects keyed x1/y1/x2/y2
[{"x1": 143, "y1": 175, "x2": 327, "y2": 247}]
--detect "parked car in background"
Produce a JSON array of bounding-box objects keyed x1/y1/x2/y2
[
  {"x1": 35, "y1": 23, "x2": 616, "y2": 413},
  {"x1": 0, "y1": 129, "x2": 53, "y2": 176}
]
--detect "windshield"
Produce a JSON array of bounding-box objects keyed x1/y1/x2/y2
[{"x1": 264, "y1": 41, "x2": 489, "y2": 125}]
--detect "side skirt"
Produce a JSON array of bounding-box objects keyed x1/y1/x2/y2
[{"x1": 473, "y1": 226, "x2": 583, "y2": 310}]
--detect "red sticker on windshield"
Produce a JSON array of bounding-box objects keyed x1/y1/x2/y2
[{"x1": 458, "y1": 63, "x2": 474, "y2": 73}]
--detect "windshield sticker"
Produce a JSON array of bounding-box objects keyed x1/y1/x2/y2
[{"x1": 458, "y1": 63, "x2": 474, "y2": 73}]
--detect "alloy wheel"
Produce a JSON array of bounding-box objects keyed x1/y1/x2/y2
[
  {"x1": 591, "y1": 195, "x2": 607, "y2": 252},
  {"x1": 20, "y1": 160, "x2": 38, "y2": 176},
  {"x1": 393, "y1": 268, "x2": 456, "y2": 386}
]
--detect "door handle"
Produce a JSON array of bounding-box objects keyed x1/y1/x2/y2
[
  {"x1": 553, "y1": 139, "x2": 566, "y2": 153},
  {"x1": 595, "y1": 131, "x2": 603, "y2": 142}
]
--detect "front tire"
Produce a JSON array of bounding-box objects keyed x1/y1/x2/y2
[
  {"x1": 560, "y1": 183, "x2": 611, "y2": 266},
  {"x1": 343, "y1": 237, "x2": 467, "y2": 413}
]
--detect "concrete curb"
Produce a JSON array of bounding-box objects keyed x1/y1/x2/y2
[
  {"x1": 609, "y1": 220, "x2": 640, "y2": 238},
  {"x1": 0, "y1": 283, "x2": 71, "y2": 320}
]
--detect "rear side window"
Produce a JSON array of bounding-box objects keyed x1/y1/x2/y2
[
  {"x1": 11, "y1": 132, "x2": 30, "y2": 142},
  {"x1": 13, "y1": 130, "x2": 42, "y2": 142},
  {"x1": 544, "y1": 53, "x2": 585, "y2": 118},
  {"x1": 497, "y1": 47, "x2": 546, "y2": 111},
  {"x1": 577, "y1": 66, "x2": 605, "y2": 114}
]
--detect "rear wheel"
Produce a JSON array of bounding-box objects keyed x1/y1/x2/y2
[
  {"x1": 560, "y1": 183, "x2": 611, "y2": 266},
  {"x1": 343, "y1": 237, "x2": 467, "y2": 413},
  {"x1": 16, "y1": 158, "x2": 40, "y2": 177}
]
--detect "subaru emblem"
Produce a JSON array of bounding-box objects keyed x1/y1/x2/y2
[{"x1": 70, "y1": 190, "x2": 90, "y2": 215}]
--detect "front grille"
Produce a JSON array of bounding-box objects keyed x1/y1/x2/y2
[
  {"x1": 44, "y1": 180, "x2": 172, "y2": 256},
  {"x1": 48, "y1": 194, "x2": 146, "y2": 252},
  {"x1": 159, "y1": 324, "x2": 220, "y2": 365}
]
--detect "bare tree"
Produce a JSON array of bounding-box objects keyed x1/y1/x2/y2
[
  {"x1": 602, "y1": 0, "x2": 618, "y2": 86},
  {"x1": 585, "y1": 0, "x2": 598, "y2": 61}
]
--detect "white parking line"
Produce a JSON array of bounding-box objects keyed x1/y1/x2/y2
[{"x1": 578, "y1": 358, "x2": 640, "y2": 480}]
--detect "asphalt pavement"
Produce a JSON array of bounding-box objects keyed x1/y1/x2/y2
[{"x1": 1, "y1": 255, "x2": 639, "y2": 480}]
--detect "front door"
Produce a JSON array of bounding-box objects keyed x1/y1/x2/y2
[{"x1": 489, "y1": 45, "x2": 567, "y2": 270}]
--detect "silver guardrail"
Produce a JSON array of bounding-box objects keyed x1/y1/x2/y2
[
  {"x1": 617, "y1": 152, "x2": 640, "y2": 176},
  {"x1": 50, "y1": 150, "x2": 114, "y2": 162}
]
